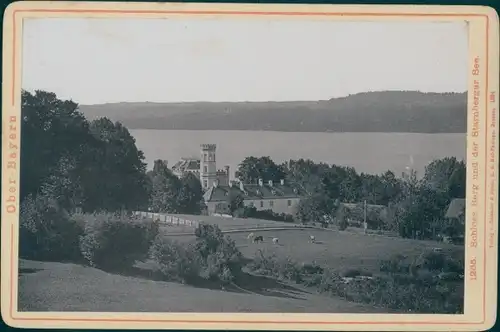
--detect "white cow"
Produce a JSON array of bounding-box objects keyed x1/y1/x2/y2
[
  {"x1": 309, "y1": 235, "x2": 316, "y2": 243},
  {"x1": 272, "y1": 237, "x2": 279, "y2": 244}
]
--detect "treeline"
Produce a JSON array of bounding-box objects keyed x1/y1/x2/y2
[
  {"x1": 233, "y1": 155, "x2": 466, "y2": 240},
  {"x1": 79, "y1": 91, "x2": 467, "y2": 133}
]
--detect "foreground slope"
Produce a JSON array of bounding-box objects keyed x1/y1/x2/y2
[{"x1": 18, "y1": 259, "x2": 389, "y2": 313}]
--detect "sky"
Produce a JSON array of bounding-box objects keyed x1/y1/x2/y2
[{"x1": 22, "y1": 17, "x2": 468, "y2": 105}]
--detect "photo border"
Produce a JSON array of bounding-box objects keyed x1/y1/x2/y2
[{"x1": 2, "y1": 2, "x2": 498, "y2": 330}]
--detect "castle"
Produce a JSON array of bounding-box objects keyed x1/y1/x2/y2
[
  {"x1": 170, "y1": 144, "x2": 302, "y2": 216},
  {"x1": 171, "y1": 144, "x2": 230, "y2": 190}
]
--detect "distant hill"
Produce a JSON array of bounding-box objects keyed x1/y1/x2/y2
[{"x1": 78, "y1": 91, "x2": 467, "y2": 133}]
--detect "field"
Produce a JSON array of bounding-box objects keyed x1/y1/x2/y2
[
  {"x1": 18, "y1": 214, "x2": 463, "y2": 313},
  {"x1": 160, "y1": 214, "x2": 463, "y2": 276}
]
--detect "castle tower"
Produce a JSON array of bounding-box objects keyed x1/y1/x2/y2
[{"x1": 200, "y1": 144, "x2": 217, "y2": 190}]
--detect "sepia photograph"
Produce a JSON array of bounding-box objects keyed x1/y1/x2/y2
[{"x1": 2, "y1": 2, "x2": 498, "y2": 331}]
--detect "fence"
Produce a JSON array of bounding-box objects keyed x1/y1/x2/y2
[{"x1": 133, "y1": 211, "x2": 200, "y2": 227}]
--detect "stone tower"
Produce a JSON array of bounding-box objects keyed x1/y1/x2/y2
[{"x1": 200, "y1": 144, "x2": 217, "y2": 190}]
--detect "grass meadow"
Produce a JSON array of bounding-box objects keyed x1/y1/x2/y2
[{"x1": 19, "y1": 214, "x2": 463, "y2": 313}]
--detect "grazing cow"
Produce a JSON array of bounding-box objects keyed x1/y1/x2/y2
[
  {"x1": 247, "y1": 232, "x2": 255, "y2": 240},
  {"x1": 253, "y1": 235, "x2": 264, "y2": 243},
  {"x1": 309, "y1": 235, "x2": 316, "y2": 243},
  {"x1": 272, "y1": 237, "x2": 279, "y2": 244}
]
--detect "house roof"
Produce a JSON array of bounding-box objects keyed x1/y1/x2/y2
[
  {"x1": 445, "y1": 198, "x2": 466, "y2": 219},
  {"x1": 204, "y1": 182, "x2": 302, "y2": 202},
  {"x1": 171, "y1": 158, "x2": 200, "y2": 172}
]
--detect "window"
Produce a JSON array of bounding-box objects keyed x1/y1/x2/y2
[
  {"x1": 204, "y1": 180, "x2": 208, "y2": 188},
  {"x1": 269, "y1": 200, "x2": 274, "y2": 207},
  {"x1": 260, "y1": 201, "x2": 264, "y2": 208},
  {"x1": 287, "y1": 200, "x2": 292, "y2": 207},
  {"x1": 204, "y1": 166, "x2": 208, "y2": 173},
  {"x1": 204, "y1": 154, "x2": 207, "y2": 162}
]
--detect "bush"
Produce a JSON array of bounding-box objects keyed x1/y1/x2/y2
[
  {"x1": 340, "y1": 268, "x2": 372, "y2": 278},
  {"x1": 338, "y1": 217, "x2": 348, "y2": 231},
  {"x1": 300, "y1": 262, "x2": 324, "y2": 275},
  {"x1": 19, "y1": 194, "x2": 84, "y2": 262},
  {"x1": 149, "y1": 236, "x2": 200, "y2": 283},
  {"x1": 79, "y1": 213, "x2": 159, "y2": 270},
  {"x1": 379, "y1": 254, "x2": 411, "y2": 274},
  {"x1": 442, "y1": 256, "x2": 464, "y2": 274},
  {"x1": 249, "y1": 250, "x2": 463, "y2": 313},
  {"x1": 151, "y1": 223, "x2": 244, "y2": 285},
  {"x1": 241, "y1": 206, "x2": 294, "y2": 222},
  {"x1": 421, "y1": 251, "x2": 447, "y2": 271},
  {"x1": 248, "y1": 250, "x2": 303, "y2": 283},
  {"x1": 316, "y1": 269, "x2": 462, "y2": 313},
  {"x1": 194, "y1": 223, "x2": 244, "y2": 283},
  {"x1": 411, "y1": 250, "x2": 464, "y2": 275}
]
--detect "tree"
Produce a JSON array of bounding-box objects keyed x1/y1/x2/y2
[
  {"x1": 40, "y1": 154, "x2": 84, "y2": 212},
  {"x1": 423, "y1": 157, "x2": 466, "y2": 199},
  {"x1": 235, "y1": 156, "x2": 286, "y2": 184},
  {"x1": 335, "y1": 205, "x2": 349, "y2": 230},
  {"x1": 20, "y1": 90, "x2": 91, "y2": 202},
  {"x1": 177, "y1": 173, "x2": 205, "y2": 214},
  {"x1": 337, "y1": 166, "x2": 363, "y2": 203},
  {"x1": 148, "y1": 160, "x2": 183, "y2": 213},
  {"x1": 227, "y1": 191, "x2": 244, "y2": 216},
  {"x1": 379, "y1": 170, "x2": 403, "y2": 205},
  {"x1": 394, "y1": 169, "x2": 450, "y2": 239},
  {"x1": 83, "y1": 118, "x2": 149, "y2": 212},
  {"x1": 281, "y1": 159, "x2": 330, "y2": 195},
  {"x1": 294, "y1": 193, "x2": 336, "y2": 226}
]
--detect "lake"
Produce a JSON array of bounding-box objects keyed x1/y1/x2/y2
[{"x1": 130, "y1": 130, "x2": 466, "y2": 178}]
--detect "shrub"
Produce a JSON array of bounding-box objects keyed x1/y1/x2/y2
[
  {"x1": 241, "y1": 206, "x2": 294, "y2": 222},
  {"x1": 341, "y1": 269, "x2": 360, "y2": 278},
  {"x1": 300, "y1": 262, "x2": 324, "y2": 275},
  {"x1": 250, "y1": 250, "x2": 463, "y2": 314},
  {"x1": 150, "y1": 223, "x2": 244, "y2": 285},
  {"x1": 442, "y1": 256, "x2": 464, "y2": 274},
  {"x1": 317, "y1": 269, "x2": 346, "y2": 295},
  {"x1": 318, "y1": 270, "x2": 462, "y2": 313},
  {"x1": 338, "y1": 217, "x2": 348, "y2": 231},
  {"x1": 79, "y1": 213, "x2": 159, "y2": 270},
  {"x1": 19, "y1": 194, "x2": 84, "y2": 262},
  {"x1": 149, "y1": 236, "x2": 200, "y2": 283},
  {"x1": 421, "y1": 251, "x2": 447, "y2": 271},
  {"x1": 410, "y1": 250, "x2": 464, "y2": 275},
  {"x1": 194, "y1": 223, "x2": 244, "y2": 283},
  {"x1": 248, "y1": 250, "x2": 303, "y2": 283},
  {"x1": 379, "y1": 254, "x2": 411, "y2": 274}
]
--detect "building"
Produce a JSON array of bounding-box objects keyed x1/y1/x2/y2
[
  {"x1": 442, "y1": 198, "x2": 466, "y2": 244},
  {"x1": 203, "y1": 178, "x2": 302, "y2": 216},
  {"x1": 444, "y1": 198, "x2": 466, "y2": 220},
  {"x1": 170, "y1": 144, "x2": 230, "y2": 189},
  {"x1": 171, "y1": 158, "x2": 200, "y2": 179}
]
